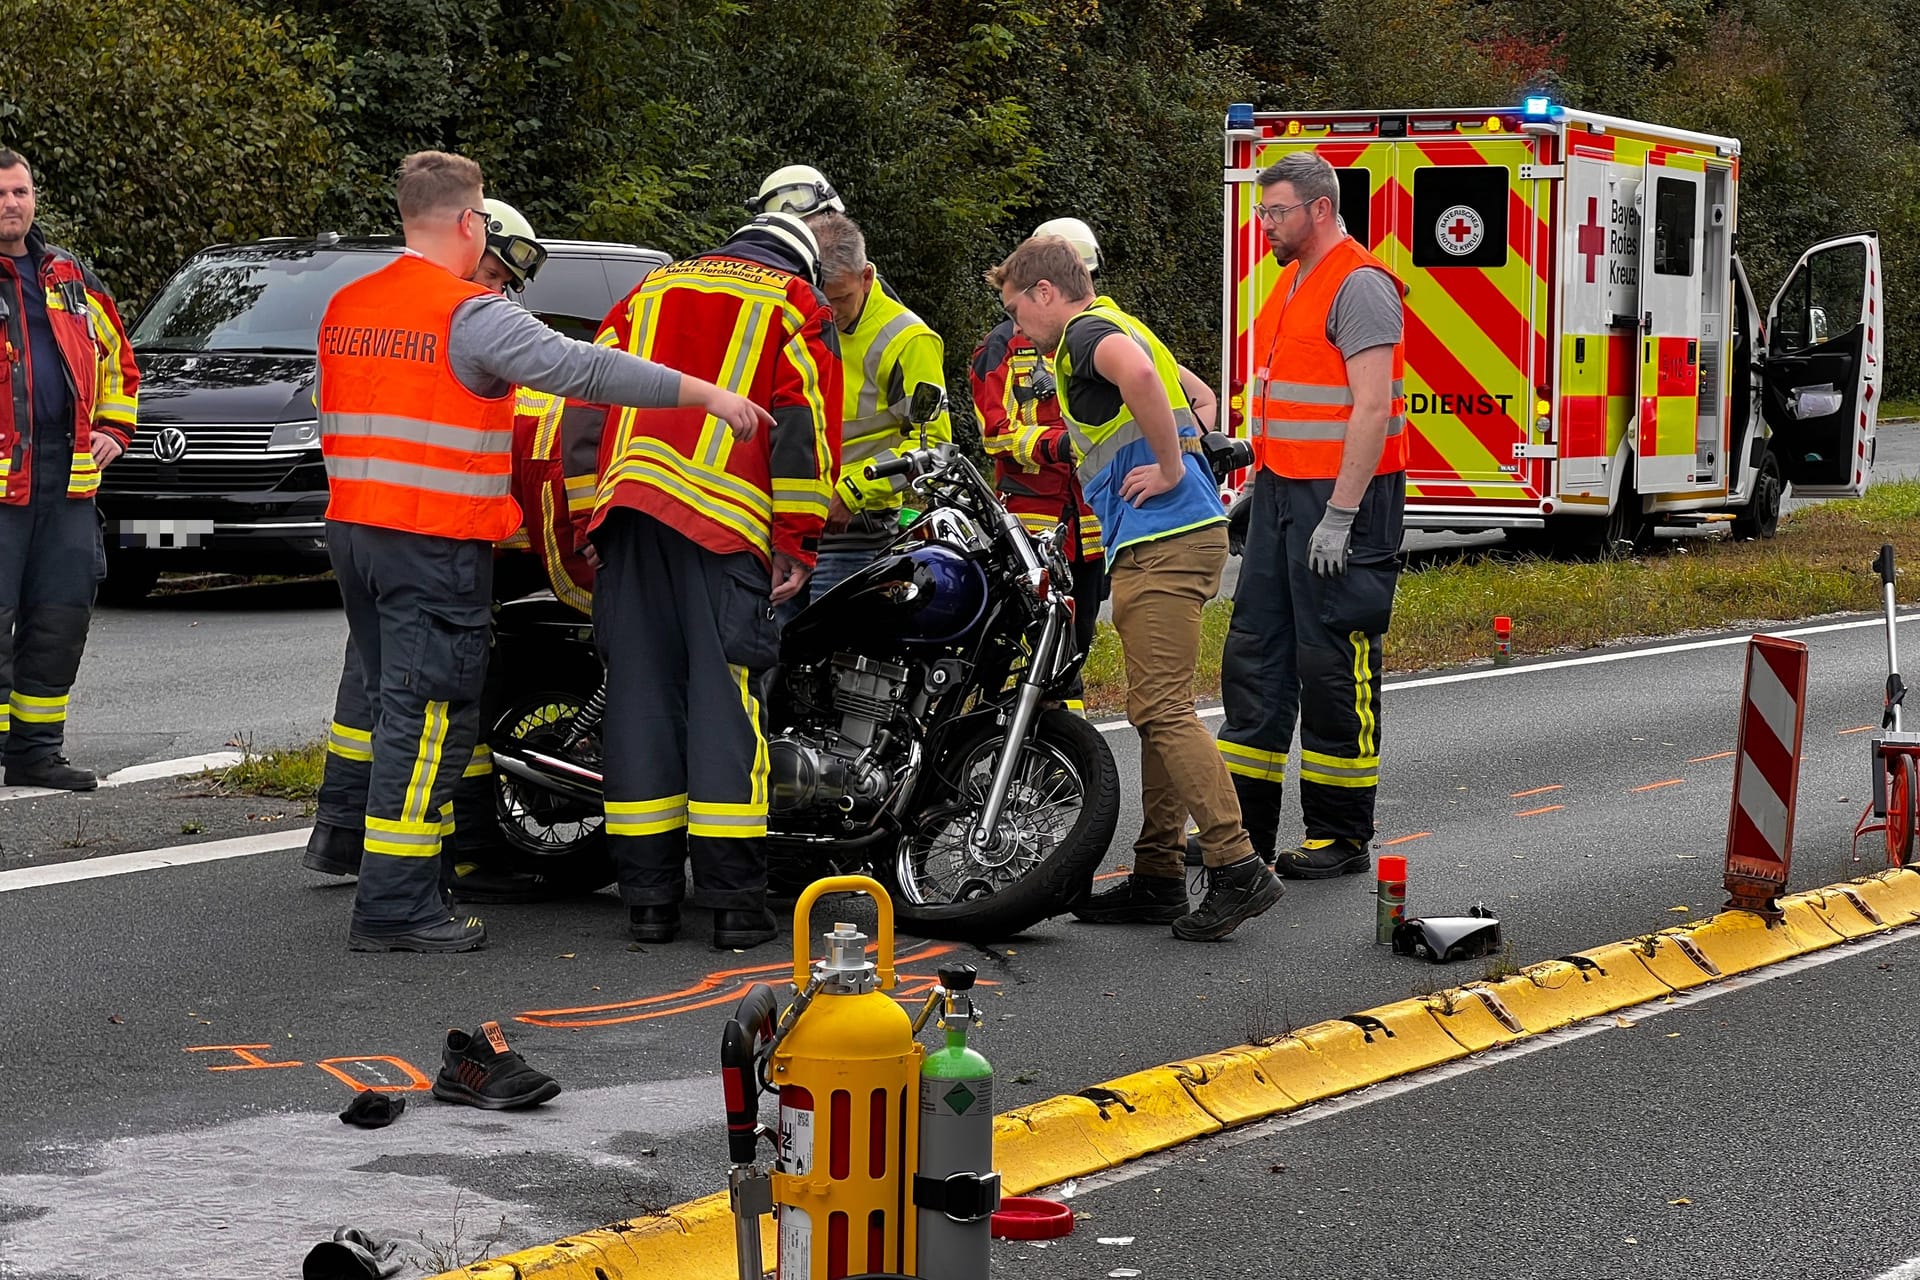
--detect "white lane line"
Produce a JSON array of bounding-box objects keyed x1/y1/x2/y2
[
  {"x1": 1870, "y1": 1259, "x2": 1920, "y2": 1279},
  {"x1": 0, "y1": 751, "x2": 245, "y2": 803},
  {"x1": 1095, "y1": 612, "x2": 1919, "y2": 734},
  {"x1": 1053, "y1": 920, "x2": 1920, "y2": 1201},
  {"x1": 0, "y1": 827, "x2": 312, "y2": 894}
]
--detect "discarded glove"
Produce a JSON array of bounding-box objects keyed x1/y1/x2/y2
[
  {"x1": 303, "y1": 1226, "x2": 404, "y2": 1280},
  {"x1": 337, "y1": 1091, "x2": 407, "y2": 1130}
]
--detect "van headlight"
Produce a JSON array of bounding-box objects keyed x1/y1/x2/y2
[{"x1": 268, "y1": 419, "x2": 320, "y2": 450}]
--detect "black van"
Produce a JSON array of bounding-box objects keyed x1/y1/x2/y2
[{"x1": 98, "y1": 234, "x2": 667, "y2": 601}]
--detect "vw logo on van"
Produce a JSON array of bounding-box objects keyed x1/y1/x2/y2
[{"x1": 152, "y1": 427, "x2": 190, "y2": 464}]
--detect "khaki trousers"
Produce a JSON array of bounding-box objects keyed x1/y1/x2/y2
[{"x1": 1108, "y1": 524, "x2": 1251, "y2": 878}]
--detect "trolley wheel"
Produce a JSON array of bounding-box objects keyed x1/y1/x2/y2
[{"x1": 1887, "y1": 754, "x2": 1917, "y2": 867}]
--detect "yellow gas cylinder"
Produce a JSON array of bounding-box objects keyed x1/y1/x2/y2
[{"x1": 769, "y1": 876, "x2": 924, "y2": 1280}]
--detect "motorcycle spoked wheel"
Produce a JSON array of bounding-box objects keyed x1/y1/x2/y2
[
  {"x1": 888, "y1": 708, "x2": 1118, "y2": 940},
  {"x1": 489, "y1": 691, "x2": 616, "y2": 892}
]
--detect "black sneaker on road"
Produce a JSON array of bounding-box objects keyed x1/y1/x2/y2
[
  {"x1": 1171, "y1": 856, "x2": 1284, "y2": 941},
  {"x1": 1072, "y1": 873, "x2": 1189, "y2": 924},
  {"x1": 1276, "y1": 837, "x2": 1371, "y2": 880},
  {"x1": 432, "y1": 1021, "x2": 561, "y2": 1110},
  {"x1": 348, "y1": 915, "x2": 488, "y2": 953},
  {"x1": 4, "y1": 754, "x2": 96, "y2": 791}
]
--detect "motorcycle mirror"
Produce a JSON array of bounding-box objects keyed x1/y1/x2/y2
[{"x1": 909, "y1": 382, "x2": 948, "y2": 426}]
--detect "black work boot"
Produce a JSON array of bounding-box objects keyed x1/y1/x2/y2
[
  {"x1": 432, "y1": 1021, "x2": 561, "y2": 1110},
  {"x1": 630, "y1": 904, "x2": 681, "y2": 943},
  {"x1": 713, "y1": 907, "x2": 779, "y2": 950},
  {"x1": 302, "y1": 822, "x2": 363, "y2": 877},
  {"x1": 1275, "y1": 837, "x2": 1371, "y2": 880},
  {"x1": 1072, "y1": 874, "x2": 1189, "y2": 924},
  {"x1": 4, "y1": 754, "x2": 96, "y2": 791},
  {"x1": 348, "y1": 914, "x2": 488, "y2": 953},
  {"x1": 1171, "y1": 855, "x2": 1284, "y2": 941}
]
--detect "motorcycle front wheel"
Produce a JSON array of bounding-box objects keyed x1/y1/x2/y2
[
  {"x1": 887, "y1": 708, "x2": 1118, "y2": 940},
  {"x1": 488, "y1": 691, "x2": 616, "y2": 892}
]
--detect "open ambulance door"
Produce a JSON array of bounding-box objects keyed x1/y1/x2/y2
[
  {"x1": 1634, "y1": 154, "x2": 1705, "y2": 494},
  {"x1": 1762, "y1": 232, "x2": 1883, "y2": 498}
]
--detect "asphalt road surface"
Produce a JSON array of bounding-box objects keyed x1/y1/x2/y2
[{"x1": 5, "y1": 603, "x2": 1920, "y2": 1276}]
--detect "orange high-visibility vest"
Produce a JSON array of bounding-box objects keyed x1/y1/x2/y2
[
  {"x1": 318, "y1": 254, "x2": 518, "y2": 541},
  {"x1": 1248, "y1": 236, "x2": 1409, "y2": 480}
]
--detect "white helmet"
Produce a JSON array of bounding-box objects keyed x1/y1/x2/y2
[
  {"x1": 1031, "y1": 216, "x2": 1101, "y2": 273},
  {"x1": 749, "y1": 164, "x2": 846, "y2": 217},
  {"x1": 481, "y1": 198, "x2": 547, "y2": 292},
  {"x1": 737, "y1": 211, "x2": 823, "y2": 287}
]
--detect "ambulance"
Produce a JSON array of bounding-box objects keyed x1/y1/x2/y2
[{"x1": 1219, "y1": 97, "x2": 1884, "y2": 551}]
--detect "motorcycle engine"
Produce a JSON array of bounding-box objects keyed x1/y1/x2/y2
[{"x1": 770, "y1": 653, "x2": 911, "y2": 815}]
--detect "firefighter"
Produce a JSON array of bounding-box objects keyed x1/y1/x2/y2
[
  {"x1": 1212, "y1": 150, "x2": 1408, "y2": 879},
  {"x1": 970, "y1": 217, "x2": 1108, "y2": 713},
  {"x1": 0, "y1": 148, "x2": 139, "y2": 791},
  {"x1": 988, "y1": 235, "x2": 1283, "y2": 942},
  {"x1": 319, "y1": 152, "x2": 771, "y2": 954},
  {"x1": 568, "y1": 212, "x2": 840, "y2": 950},
  {"x1": 304, "y1": 198, "x2": 582, "y2": 905},
  {"x1": 800, "y1": 211, "x2": 949, "y2": 600}
]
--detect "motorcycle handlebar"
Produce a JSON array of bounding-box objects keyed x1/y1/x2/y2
[{"x1": 866, "y1": 455, "x2": 918, "y2": 480}]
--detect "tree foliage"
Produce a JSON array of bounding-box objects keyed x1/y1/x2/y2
[{"x1": 4, "y1": 0, "x2": 1918, "y2": 395}]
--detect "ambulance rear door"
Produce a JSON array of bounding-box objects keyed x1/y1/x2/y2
[
  {"x1": 1634, "y1": 152, "x2": 1706, "y2": 493},
  {"x1": 1762, "y1": 232, "x2": 1883, "y2": 497}
]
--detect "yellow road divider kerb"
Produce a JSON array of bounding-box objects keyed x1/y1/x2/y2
[{"x1": 438, "y1": 867, "x2": 1920, "y2": 1280}]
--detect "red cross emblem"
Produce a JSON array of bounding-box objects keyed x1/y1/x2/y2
[
  {"x1": 1577, "y1": 196, "x2": 1606, "y2": 284},
  {"x1": 1434, "y1": 205, "x2": 1484, "y2": 256},
  {"x1": 1447, "y1": 217, "x2": 1474, "y2": 244}
]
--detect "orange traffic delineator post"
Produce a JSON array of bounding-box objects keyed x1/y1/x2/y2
[{"x1": 1724, "y1": 634, "x2": 1810, "y2": 921}]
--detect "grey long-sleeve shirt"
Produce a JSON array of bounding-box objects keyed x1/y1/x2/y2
[{"x1": 449, "y1": 292, "x2": 683, "y2": 407}]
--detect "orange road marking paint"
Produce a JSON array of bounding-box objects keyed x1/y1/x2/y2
[
  {"x1": 1838, "y1": 725, "x2": 1876, "y2": 736},
  {"x1": 314, "y1": 1056, "x2": 434, "y2": 1093},
  {"x1": 185, "y1": 1044, "x2": 302, "y2": 1072},
  {"x1": 1688, "y1": 751, "x2": 1735, "y2": 763},
  {"x1": 1510, "y1": 784, "x2": 1564, "y2": 799},
  {"x1": 1632, "y1": 779, "x2": 1686, "y2": 793},
  {"x1": 1514, "y1": 805, "x2": 1565, "y2": 817},
  {"x1": 1382, "y1": 832, "x2": 1432, "y2": 846}
]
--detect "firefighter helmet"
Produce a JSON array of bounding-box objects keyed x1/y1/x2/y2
[
  {"x1": 481, "y1": 198, "x2": 547, "y2": 292},
  {"x1": 749, "y1": 165, "x2": 846, "y2": 217},
  {"x1": 1031, "y1": 217, "x2": 1101, "y2": 273},
  {"x1": 738, "y1": 211, "x2": 824, "y2": 288}
]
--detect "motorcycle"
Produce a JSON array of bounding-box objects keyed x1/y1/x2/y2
[{"x1": 482, "y1": 383, "x2": 1121, "y2": 941}]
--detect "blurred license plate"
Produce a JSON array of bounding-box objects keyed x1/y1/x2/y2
[{"x1": 113, "y1": 519, "x2": 215, "y2": 549}]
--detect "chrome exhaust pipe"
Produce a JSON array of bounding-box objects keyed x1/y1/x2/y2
[{"x1": 492, "y1": 746, "x2": 605, "y2": 804}]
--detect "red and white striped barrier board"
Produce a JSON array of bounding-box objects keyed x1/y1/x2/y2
[{"x1": 1724, "y1": 635, "x2": 1810, "y2": 919}]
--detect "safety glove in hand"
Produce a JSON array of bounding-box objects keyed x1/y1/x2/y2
[{"x1": 1308, "y1": 501, "x2": 1360, "y2": 577}]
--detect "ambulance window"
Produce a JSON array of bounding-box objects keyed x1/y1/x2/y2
[
  {"x1": 1776, "y1": 240, "x2": 1867, "y2": 352},
  {"x1": 1652, "y1": 177, "x2": 1696, "y2": 277},
  {"x1": 1335, "y1": 168, "x2": 1371, "y2": 247},
  {"x1": 1412, "y1": 166, "x2": 1508, "y2": 268}
]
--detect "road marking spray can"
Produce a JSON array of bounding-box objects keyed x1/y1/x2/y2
[
  {"x1": 1493, "y1": 615, "x2": 1513, "y2": 666},
  {"x1": 1376, "y1": 854, "x2": 1407, "y2": 945}
]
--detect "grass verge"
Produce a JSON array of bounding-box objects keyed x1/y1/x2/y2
[
  {"x1": 201, "y1": 741, "x2": 327, "y2": 801},
  {"x1": 1080, "y1": 477, "x2": 1920, "y2": 715}
]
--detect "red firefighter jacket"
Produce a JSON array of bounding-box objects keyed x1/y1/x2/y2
[
  {"x1": 970, "y1": 318, "x2": 1101, "y2": 562},
  {"x1": 0, "y1": 227, "x2": 139, "y2": 506}
]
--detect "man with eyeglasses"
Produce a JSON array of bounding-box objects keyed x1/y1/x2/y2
[
  {"x1": 1211, "y1": 149, "x2": 1408, "y2": 883},
  {"x1": 316, "y1": 151, "x2": 772, "y2": 953},
  {"x1": 305, "y1": 197, "x2": 594, "y2": 907},
  {"x1": 987, "y1": 235, "x2": 1282, "y2": 943}
]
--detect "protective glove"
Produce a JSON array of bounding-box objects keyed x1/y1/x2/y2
[
  {"x1": 1308, "y1": 501, "x2": 1360, "y2": 577},
  {"x1": 303, "y1": 1227, "x2": 404, "y2": 1279}
]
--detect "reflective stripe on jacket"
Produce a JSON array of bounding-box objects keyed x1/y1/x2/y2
[
  {"x1": 0, "y1": 228, "x2": 140, "y2": 506},
  {"x1": 970, "y1": 319, "x2": 1101, "y2": 562},
  {"x1": 318, "y1": 254, "x2": 518, "y2": 541},
  {"x1": 834, "y1": 282, "x2": 949, "y2": 512},
  {"x1": 580, "y1": 247, "x2": 841, "y2": 567},
  {"x1": 1248, "y1": 236, "x2": 1408, "y2": 480},
  {"x1": 507, "y1": 387, "x2": 595, "y2": 614}
]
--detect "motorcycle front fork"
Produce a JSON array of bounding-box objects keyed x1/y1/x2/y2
[{"x1": 967, "y1": 605, "x2": 1064, "y2": 853}]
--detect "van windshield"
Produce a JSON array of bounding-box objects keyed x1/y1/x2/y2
[{"x1": 132, "y1": 248, "x2": 395, "y2": 354}]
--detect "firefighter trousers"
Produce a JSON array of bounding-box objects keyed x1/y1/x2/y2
[
  {"x1": 313, "y1": 632, "x2": 498, "y2": 873},
  {"x1": 326, "y1": 520, "x2": 493, "y2": 931},
  {"x1": 0, "y1": 455, "x2": 104, "y2": 765},
  {"x1": 592, "y1": 508, "x2": 776, "y2": 911},
  {"x1": 1217, "y1": 468, "x2": 1404, "y2": 849}
]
